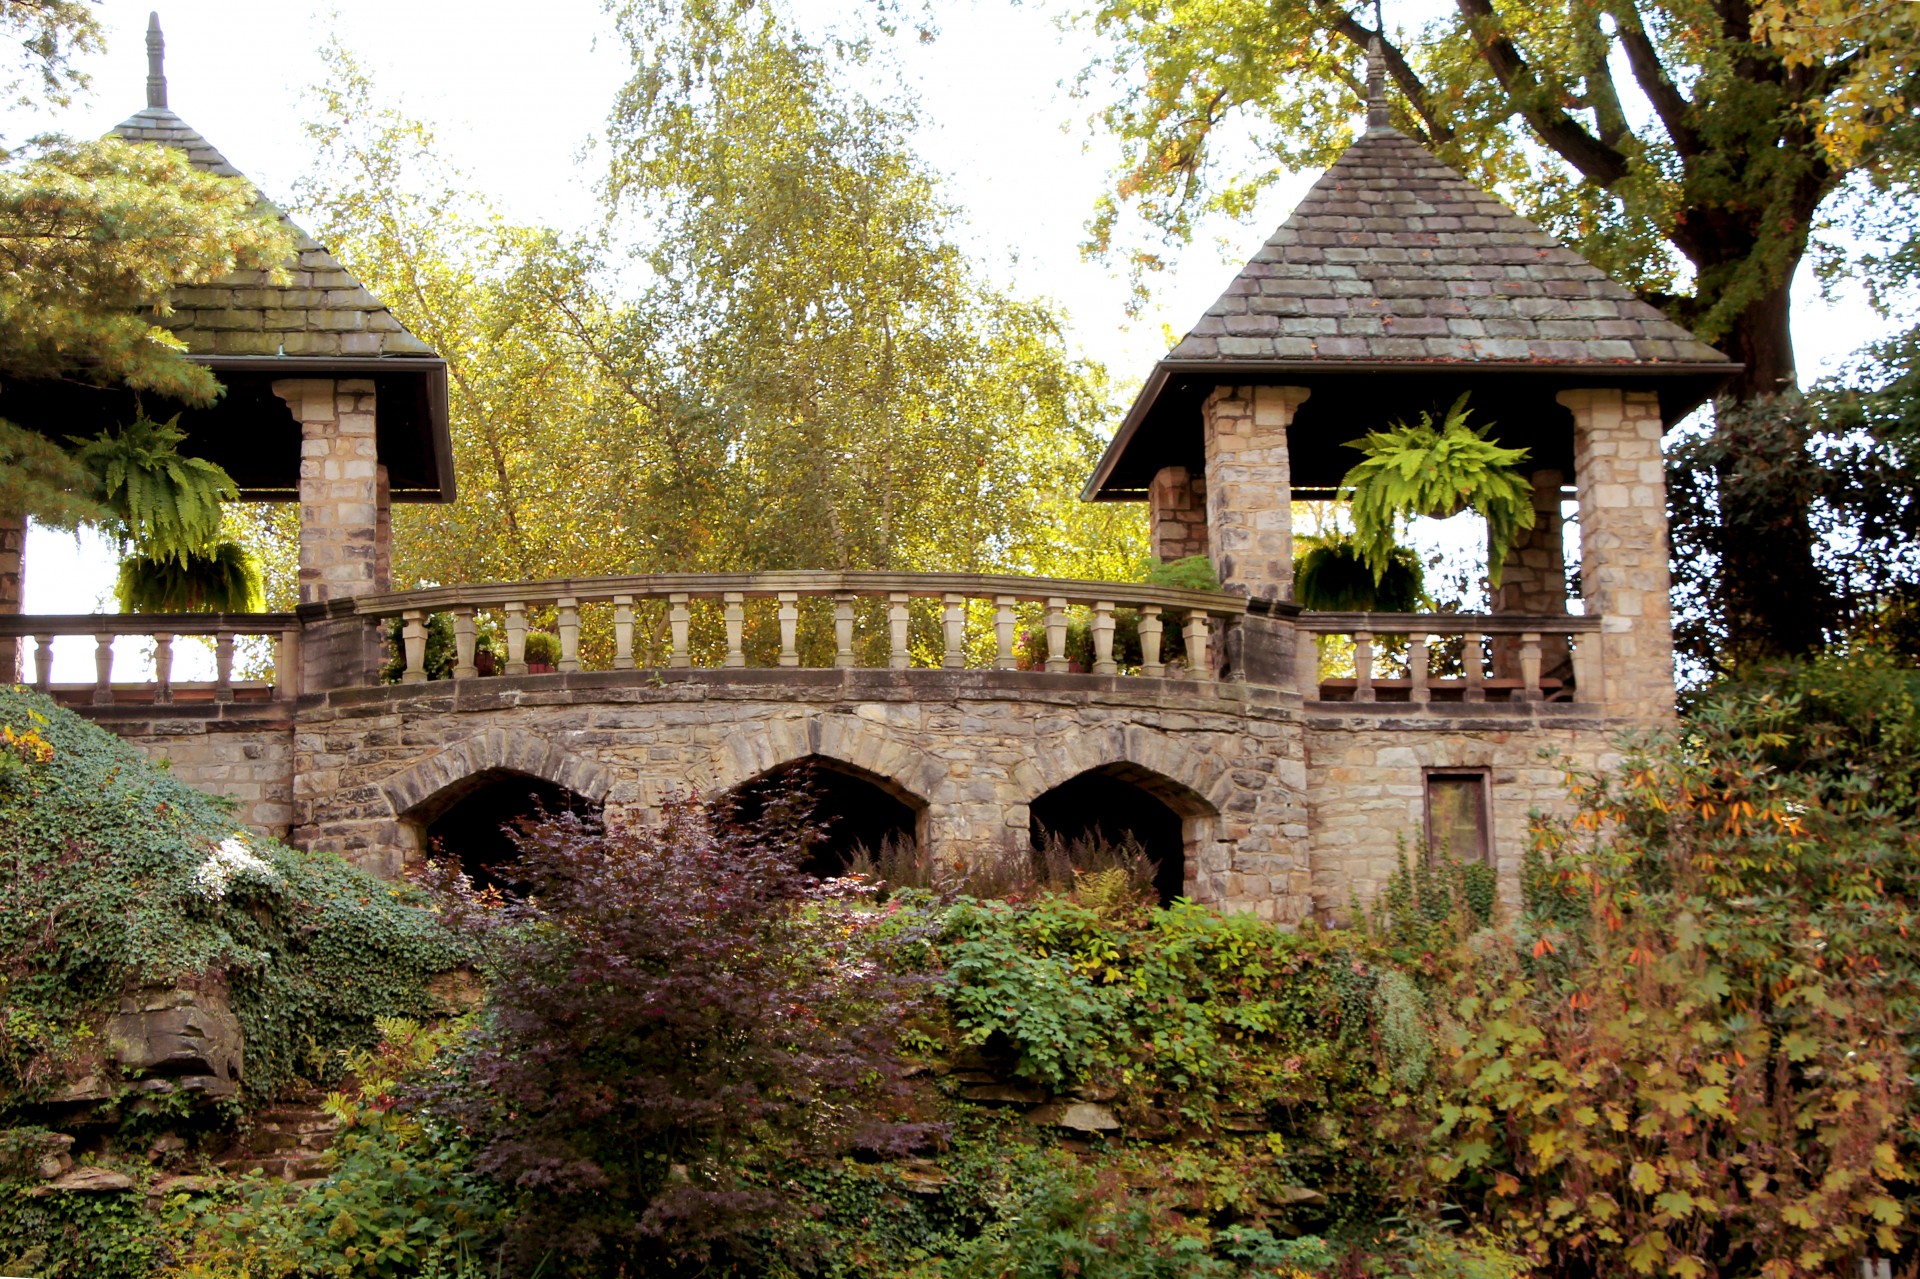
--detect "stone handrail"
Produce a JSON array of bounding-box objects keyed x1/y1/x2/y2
[
  {"x1": 1293, "y1": 611, "x2": 1603, "y2": 704},
  {"x1": 0, "y1": 613, "x2": 300, "y2": 706},
  {"x1": 314, "y1": 571, "x2": 1250, "y2": 684}
]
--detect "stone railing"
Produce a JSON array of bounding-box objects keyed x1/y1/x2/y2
[
  {"x1": 315, "y1": 571, "x2": 1249, "y2": 686},
  {"x1": 0, "y1": 613, "x2": 300, "y2": 706},
  {"x1": 1293, "y1": 612, "x2": 1602, "y2": 705}
]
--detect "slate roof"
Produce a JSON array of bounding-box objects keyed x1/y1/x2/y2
[
  {"x1": 1169, "y1": 127, "x2": 1728, "y2": 369},
  {"x1": 110, "y1": 108, "x2": 436, "y2": 360}
]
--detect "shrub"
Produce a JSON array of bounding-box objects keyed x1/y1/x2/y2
[
  {"x1": 0, "y1": 688, "x2": 462, "y2": 1107},
  {"x1": 417, "y1": 798, "x2": 930, "y2": 1272},
  {"x1": 521, "y1": 631, "x2": 560, "y2": 666}
]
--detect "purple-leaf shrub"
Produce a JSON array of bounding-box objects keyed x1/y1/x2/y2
[{"x1": 419, "y1": 794, "x2": 931, "y2": 1271}]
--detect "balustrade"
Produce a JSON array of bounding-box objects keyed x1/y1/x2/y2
[
  {"x1": 0, "y1": 614, "x2": 299, "y2": 706},
  {"x1": 1293, "y1": 612, "x2": 1603, "y2": 705}
]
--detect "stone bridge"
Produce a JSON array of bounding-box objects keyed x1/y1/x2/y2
[{"x1": 6, "y1": 571, "x2": 1617, "y2": 925}]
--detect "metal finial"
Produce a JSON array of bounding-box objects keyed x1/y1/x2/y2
[
  {"x1": 146, "y1": 12, "x2": 167, "y2": 110},
  {"x1": 1365, "y1": 35, "x2": 1389, "y2": 130}
]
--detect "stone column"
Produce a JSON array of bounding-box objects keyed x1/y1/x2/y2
[
  {"x1": 1203, "y1": 385, "x2": 1309, "y2": 601},
  {"x1": 0, "y1": 511, "x2": 22, "y2": 683},
  {"x1": 274, "y1": 378, "x2": 380, "y2": 604},
  {"x1": 1491, "y1": 468, "x2": 1568, "y2": 681},
  {"x1": 374, "y1": 463, "x2": 393, "y2": 592},
  {"x1": 1560, "y1": 388, "x2": 1674, "y2": 719},
  {"x1": 1148, "y1": 466, "x2": 1209, "y2": 562}
]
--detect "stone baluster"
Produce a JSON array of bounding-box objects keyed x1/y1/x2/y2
[
  {"x1": 612, "y1": 596, "x2": 636, "y2": 670},
  {"x1": 504, "y1": 603, "x2": 529, "y2": 676},
  {"x1": 214, "y1": 632, "x2": 235, "y2": 703},
  {"x1": 401, "y1": 611, "x2": 429, "y2": 684},
  {"x1": 1091, "y1": 601, "x2": 1117, "y2": 674},
  {"x1": 1462, "y1": 631, "x2": 1485, "y2": 702},
  {"x1": 1139, "y1": 605, "x2": 1165, "y2": 677},
  {"x1": 556, "y1": 598, "x2": 581, "y2": 672},
  {"x1": 1521, "y1": 631, "x2": 1543, "y2": 701},
  {"x1": 942, "y1": 593, "x2": 967, "y2": 669},
  {"x1": 888, "y1": 593, "x2": 911, "y2": 669},
  {"x1": 1352, "y1": 629, "x2": 1374, "y2": 702},
  {"x1": 668, "y1": 593, "x2": 692, "y2": 668},
  {"x1": 33, "y1": 634, "x2": 53, "y2": 692},
  {"x1": 1185, "y1": 613, "x2": 1213, "y2": 683},
  {"x1": 777, "y1": 592, "x2": 800, "y2": 666},
  {"x1": 723, "y1": 593, "x2": 746, "y2": 667},
  {"x1": 275, "y1": 626, "x2": 301, "y2": 700},
  {"x1": 93, "y1": 632, "x2": 114, "y2": 705},
  {"x1": 1044, "y1": 597, "x2": 1069, "y2": 673},
  {"x1": 452, "y1": 608, "x2": 478, "y2": 679},
  {"x1": 1408, "y1": 632, "x2": 1429, "y2": 705},
  {"x1": 1295, "y1": 631, "x2": 1321, "y2": 700},
  {"x1": 153, "y1": 633, "x2": 175, "y2": 704},
  {"x1": 994, "y1": 596, "x2": 1017, "y2": 670},
  {"x1": 833, "y1": 594, "x2": 857, "y2": 669},
  {"x1": 1572, "y1": 629, "x2": 1602, "y2": 704}
]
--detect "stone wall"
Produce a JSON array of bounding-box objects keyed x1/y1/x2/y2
[
  {"x1": 287, "y1": 671, "x2": 1317, "y2": 924},
  {"x1": 84, "y1": 705, "x2": 296, "y2": 838},
  {"x1": 1303, "y1": 709, "x2": 1620, "y2": 917},
  {"x1": 1491, "y1": 467, "x2": 1569, "y2": 681},
  {"x1": 1202, "y1": 385, "x2": 1309, "y2": 601},
  {"x1": 1561, "y1": 388, "x2": 1674, "y2": 720},
  {"x1": 273, "y1": 378, "x2": 385, "y2": 605},
  {"x1": 0, "y1": 511, "x2": 22, "y2": 683},
  {"x1": 1148, "y1": 467, "x2": 1209, "y2": 562}
]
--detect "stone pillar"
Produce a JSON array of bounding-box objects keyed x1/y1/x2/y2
[
  {"x1": 374, "y1": 463, "x2": 393, "y2": 592},
  {"x1": 274, "y1": 378, "x2": 380, "y2": 604},
  {"x1": 1203, "y1": 385, "x2": 1309, "y2": 601},
  {"x1": 0, "y1": 511, "x2": 22, "y2": 683},
  {"x1": 1560, "y1": 388, "x2": 1674, "y2": 719},
  {"x1": 1148, "y1": 466, "x2": 1209, "y2": 562},
  {"x1": 1491, "y1": 468, "x2": 1568, "y2": 681}
]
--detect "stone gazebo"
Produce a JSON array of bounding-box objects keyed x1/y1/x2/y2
[
  {"x1": 1085, "y1": 48, "x2": 1731, "y2": 720},
  {"x1": 0, "y1": 14, "x2": 451, "y2": 682}
]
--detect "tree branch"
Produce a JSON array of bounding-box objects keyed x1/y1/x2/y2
[
  {"x1": 1572, "y1": 4, "x2": 1632, "y2": 150},
  {"x1": 1314, "y1": 2, "x2": 1455, "y2": 145},
  {"x1": 1609, "y1": 0, "x2": 1700, "y2": 157},
  {"x1": 1452, "y1": 0, "x2": 1631, "y2": 186}
]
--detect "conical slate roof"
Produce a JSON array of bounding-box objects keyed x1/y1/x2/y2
[
  {"x1": 108, "y1": 13, "x2": 433, "y2": 361},
  {"x1": 111, "y1": 104, "x2": 435, "y2": 360},
  {"x1": 1167, "y1": 128, "x2": 1727, "y2": 368}
]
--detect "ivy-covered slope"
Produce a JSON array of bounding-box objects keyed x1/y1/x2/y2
[{"x1": 0, "y1": 687, "x2": 462, "y2": 1107}]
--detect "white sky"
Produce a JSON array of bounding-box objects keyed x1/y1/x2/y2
[{"x1": 14, "y1": 0, "x2": 1898, "y2": 677}]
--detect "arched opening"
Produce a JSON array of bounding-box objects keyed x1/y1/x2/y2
[
  {"x1": 720, "y1": 755, "x2": 924, "y2": 879},
  {"x1": 1029, "y1": 765, "x2": 1205, "y2": 905},
  {"x1": 420, "y1": 769, "x2": 601, "y2": 893}
]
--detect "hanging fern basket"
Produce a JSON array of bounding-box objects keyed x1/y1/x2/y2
[
  {"x1": 1339, "y1": 393, "x2": 1536, "y2": 587},
  {"x1": 115, "y1": 541, "x2": 266, "y2": 614},
  {"x1": 1295, "y1": 533, "x2": 1425, "y2": 613}
]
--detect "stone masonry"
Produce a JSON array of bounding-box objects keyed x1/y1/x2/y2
[
  {"x1": 274, "y1": 378, "x2": 386, "y2": 604},
  {"x1": 1148, "y1": 467, "x2": 1209, "y2": 563},
  {"x1": 1203, "y1": 386, "x2": 1310, "y2": 600},
  {"x1": 1562, "y1": 389, "x2": 1675, "y2": 719},
  {"x1": 1491, "y1": 468, "x2": 1569, "y2": 680},
  {"x1": 0, "y1": 511, "x2": 22, "y2": 683}
]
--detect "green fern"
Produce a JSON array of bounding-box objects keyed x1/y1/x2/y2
[
  {"x1": 114, "y1": 541, "x2": 265, "y2": 613},
  {"x1": 1295, "y1": 531, "x2": 1425, "y2": 612},
  {"x1": 71, "y1": 414, "x2": 238, "y2": 565},
  {"x1": 1339, "y1": 393, "x2": 1535, "y2": 587}
]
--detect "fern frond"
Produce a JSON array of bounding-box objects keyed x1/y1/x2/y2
[{"x1": 71, "y1": 414, "x2": 239, "y2": 564}]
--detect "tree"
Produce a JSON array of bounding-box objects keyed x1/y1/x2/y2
[
  {"x1": 291, "y1": 19, "x2": 1144, "y2": 594},
  {"x1": 1079, "y1": 0, "x2": 1920, "y2": 660},
  {"x1": 0, "y1": 0, "x2": 99, "y2": 123}
]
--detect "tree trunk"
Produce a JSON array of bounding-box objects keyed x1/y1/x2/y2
[{"x1": 1708, "y1": 276, "x2": 1831, "y2": 662}]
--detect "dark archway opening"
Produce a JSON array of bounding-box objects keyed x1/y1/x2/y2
[
  {"x1": 722, "y1": 757, "x2": 921, "y2": 879},
  {"x1": 423, "y1": 769, "x2": 600, "y2": 894},
  {"x1": 1029, "y1": 770, "x2": 1189, "y2": 905}
]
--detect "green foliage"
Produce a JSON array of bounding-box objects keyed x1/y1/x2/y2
[
  {"x1": 1140, "y1": 554, "x2": 1220, "y2": 592},
  {"x1": 1358, "y1": 847, "x2": 1498, "y2": 957},
  {"x1": 115, "y1": 541, "x2": 266, "y2": 614},
  {"x1": 0, "y1": 1177, "x2": 161, "y2": 1279},
  {"x1": 71, "y1": 415, "x2": 238, "y2": 564},
  {"x1": 0, "y1": 135, "x2": 292, "y2": 527},
  {"x1": 520, "y1": 631, "x2": 559, "y2": 666},
  {"x1": 1293, "y1": 532, "x2": 1424, "y2": 612},
  {"x1": 0, "y1": 687, "x2": 462, "y2": 1108},
  {"x1": 1340, "y1": 396, "x2": 1534, "y2": 588}
]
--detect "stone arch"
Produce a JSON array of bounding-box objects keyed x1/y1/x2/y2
[
  {"x1": 1016, "y1": 730, "x2": 1226, "y2": 905},
  {"x1": 721, "y1": 753, "x2": 931, "y2": 877},
  {"x1": 377, "y1": 729, "x2": 613, "y2": 869},
  {"x1": 701, "y1": 714, "x2": 940, "y2": 810}
]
